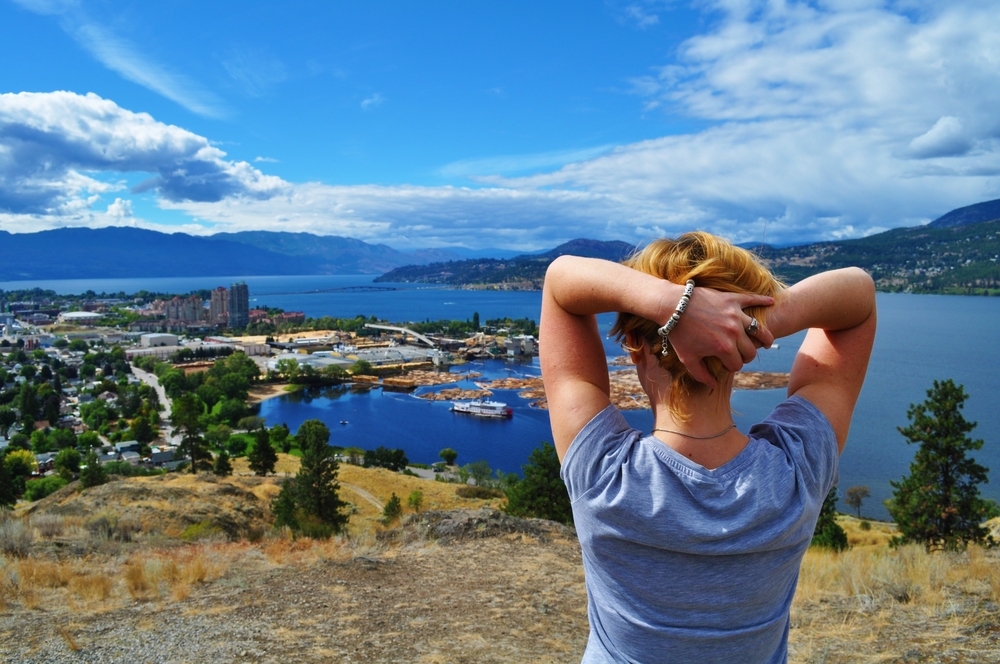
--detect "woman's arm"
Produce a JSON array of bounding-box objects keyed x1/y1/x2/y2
[
  {"x1": 767, "y1": 267, "x2": 877, "y2": 452},
  {"x1": 541, "y1": 256, "x2": 775, "y2": 460}
]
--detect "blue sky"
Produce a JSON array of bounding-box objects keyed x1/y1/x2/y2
[{"x1": 1, "y1": 1, "x2": 999, "y2": 250}]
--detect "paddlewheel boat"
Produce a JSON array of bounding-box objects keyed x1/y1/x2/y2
[{"x1": 450, "y1": 399, "x2": 513, "y2": 418}]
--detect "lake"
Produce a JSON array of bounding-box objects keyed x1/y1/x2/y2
[{"x1": 5, "y1": 274, "x2": 999, "y2": 520}]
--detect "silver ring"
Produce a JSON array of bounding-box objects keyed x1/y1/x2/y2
[{"x1": 746, "y1": 317, "x2": 759, "y2": 335}]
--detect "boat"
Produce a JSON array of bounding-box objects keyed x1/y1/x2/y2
[
  {"x1": 340, "y1": 420, "x2": 348, "y2": 425},
  {"x1": 450, "y1": 399, "x2": 513, "y2": 418}
]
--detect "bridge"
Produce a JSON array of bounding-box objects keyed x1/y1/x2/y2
[
  {"x1": 364, "y1": 323, "x2": 437, "y2": 348},
  {"x1": 254, "y1": 286, "x2": 401, "y2": 296}
]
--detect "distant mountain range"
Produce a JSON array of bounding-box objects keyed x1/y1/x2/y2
[
  {"x1": 375, "y1": 198, "x2": 1000, "y2": 295},
  {"x1": 1, "y1": 198, "x2": 998, "y2": 294},
  {"x1": 374, "y1": 238, "x2": 634, "y2": 287},
  {"x1": 0, "y1": 228, "x2": 507, "y2": 281}
]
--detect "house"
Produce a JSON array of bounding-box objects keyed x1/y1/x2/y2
[
  {"x1": 120, "y1": 451, "x2": 141, "y2": 465},
  {"x1": 149, "y1": 449, "x2": 175, "y2": 466},
  {"x1": 115, "y1": 441, "x2": 141, "y2": 454},
  {"x1": 35, "y1": 453, "x2": 57, "y2": 472},
  {"x1": 97, "y1": 450, "x2": 118, "y2": 465}
]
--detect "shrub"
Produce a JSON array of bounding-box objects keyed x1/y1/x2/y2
[
  {"x1": 456, "y1": 485, "x2": 504, "y2": 499},
  {"x1": 24, "y1": 476, "x2": 69, "y2": 502},
  {"x1": 32, "y1": 514, "x2": 66, "y2": 538},
  {"x1": 86, "y1": 512, "x2": 141, "y2": 542},
  {"x1": 860, "y1": 520, "x2": 872, "y2": 531},
  {"x1": 213, "y1": 451, "x2": 233, "y2": 477},
  {"x1": 180, "y1": 521, "x2": 225, "y2": 542},
  {"x1": 381, "y1": 493, "x2": 403, "y2": 525},
  {"x1": 0, "y1": 519, "x2": 33, "y2": 557},
  {"x1": 407, "y1": 489, "x2": 424, "y2": 512}
]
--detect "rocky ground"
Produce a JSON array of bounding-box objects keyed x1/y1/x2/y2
[{"x1": 6, "y1": 476, "x2": 1000, "y2": 663}]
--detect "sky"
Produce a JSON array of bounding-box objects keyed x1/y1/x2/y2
[{"x1": 1, "y1": 0, "x2": 999, "y2": 251}]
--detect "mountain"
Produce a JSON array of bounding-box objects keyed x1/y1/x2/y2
[
  {"x1": 928, "y1": 198, "x2": 1000, "y2": 228},
  {"x1": 374, "y1": 239, "x2": 635, "y2": 287},
  {"x1": 207, "y1": 231, "x2": 464, "y2": 274},
  {"x1": 757, "y1": 217, "x2": 1000, "y2": 294},
  {"x1": 0, "y1": 228, "x2": 465, "y2": 281},
  {"x1": 0, "y1": 227, "x2": 305, "y2": 281}
]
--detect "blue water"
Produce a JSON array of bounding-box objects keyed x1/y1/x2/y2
[{"x1": 6, "y1": 274, "x2": 1000, "y2": 520}]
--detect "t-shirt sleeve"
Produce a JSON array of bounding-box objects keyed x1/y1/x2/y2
[
  {"x1": 749, "y1": 395, "x2": 839, "y2": 496},
  {"x1": 560, "y1": 405, "x2": 640, "y2": 501}
]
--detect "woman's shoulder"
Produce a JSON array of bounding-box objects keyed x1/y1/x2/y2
[
  {"x1": 749, "y1": 395, "x2": 839, "y2": 487},
  {"x1": 561, "y1": 404, "x2": 640, "y2": 498}
]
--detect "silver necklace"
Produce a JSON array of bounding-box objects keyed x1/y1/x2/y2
[{"x1": 652, "y1": 423, "x2": 737, "y2": 440}]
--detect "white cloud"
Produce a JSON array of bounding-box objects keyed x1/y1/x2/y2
[
  {"x1": 11, "y1": 0, "x2": 225, "y2": 117},
  {"x1": 106, "y1": 197, "x2": 133, "y2": 219},
  {"x1": 4, "y1": 2, "x2": 1000, "y2": 250},
  {"x1": 361, "y1": 93, "x2": 385, "y2": 110},
  {"x1": 0, "y1": 91, "x2": 286, "y2": 215},
  {"x1": 254, "y1": 156, "x2": 280, "y2": 163}
]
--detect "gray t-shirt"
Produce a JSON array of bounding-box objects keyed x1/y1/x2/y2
[{"x1": 561, "y1": 395, "x2": 838, "y2": 664}]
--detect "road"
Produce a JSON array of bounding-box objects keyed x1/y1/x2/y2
[{"x1": 131, "y1": 364, "x2": 181, "y2": 446}]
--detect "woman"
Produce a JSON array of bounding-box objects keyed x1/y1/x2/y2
[{"x1": 540, "y1": 232, "x2": 876, "y2": 663}]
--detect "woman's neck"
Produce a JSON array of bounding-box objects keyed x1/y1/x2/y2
[{"x1": 650, "y1": 381, "x2": 749, "y2": 470}]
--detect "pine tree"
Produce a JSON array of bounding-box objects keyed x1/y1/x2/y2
[
  {"x1": 503, "y1": 441, "x2": 573, "y2": 525},
  {"x1": 382, "y1": 493, "x2": 403, "y2": 524},
  {"x1": 0, "y1": 456, "x2": 17, "y2": 508},
  {"x1": 811, "y1": 487, "x2": 848, "y2": 551},
  {"x1": 248, "y1": 428, "x2": 278, "y2": 476},
  {"x1": 171, "y1": 394, "x2": 209, "y2": 473},
  {"x1": 889, "y1": 379, "x2": 992, "y2": 550},
  {"x1": 291, "y1": 419, "x2": 349, "y2": 535},
  {"x1": 213, "y1": 451, "x2": 233, "y2": 477},
  {"x1": 79, "y1": 450, "x2": 108, "y2": 489}
]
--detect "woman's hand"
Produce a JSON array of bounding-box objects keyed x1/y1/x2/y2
[{"x1": 666, "y1": 288, "x2": 775, "y2": 388}]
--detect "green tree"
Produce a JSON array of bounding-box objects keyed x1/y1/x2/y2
[
  {"x1": 54, "y1": 448, "x2": 81, "y2": 480},
  {"x1": 204, "y1": 424, "x2": 234, "y2": 450},
  {"x1": 888, "y1": 379, "x2": 992, "y2": 550},
  {"x1": 811, "y1": 487, "x2": 848, "y2": 551},
  {"x1": 382, "y1": 493, "x2": 403, "y2": 524},
  {"x1": 129, "y1": 416, "x2": 156, "y2": 444},
  {"x1": 0, "y1": 406, "x2": 16, "y2": 437},
  {"x1": 77, "y1": 431, "x2": 101, "y2": 448},
  {"x1": 407, "y1": 489, "x2": 423, "y2": 513},
  {"x1": 503, "y1": 442, "x2": 573, "y2": 526},
  {"x1": 466, "y1": 460, "x2": 493, "y2": 486},
  {"x1": 439, "y1": 448, "x2": 458, "y2": 466},
  {"x1": 213, "y1": 451, "x2": 233, "y2": 477},
  {"x1": 0, "y1": 457, "x2": 18, "y2": 508},
  {"x1": 290, "y1": 419, "x2": 349, "y2": 534},
  {"x1": 350, "y1": 360, "x2": 374, "y2": 376},
  {"x1": 80, "y1": 450, "x2": 109, "y2": 489},
  {"x1": 270, "y1": 424, "x2": 291, "y2": 453},
  {"x1": 248, "y1": 428, "x2": 278, "y2": 476},
  {"x1": 171, "y1": 394, "x2": 209, "y2": 473},
  {"x1": 844, "y1": 485, "x2": 870, "y2": 519},
  {"x1": 363, "y1": 446, "x2": 409, "y2": 472}
]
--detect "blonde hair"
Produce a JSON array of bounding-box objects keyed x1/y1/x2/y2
[{"x1": 610, "y1": 231, "x2": 783, "y2": 421}]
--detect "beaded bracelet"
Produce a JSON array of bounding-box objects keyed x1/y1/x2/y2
[{"x1": 657, "y1": 280, "x2": 696, "y2": 356}]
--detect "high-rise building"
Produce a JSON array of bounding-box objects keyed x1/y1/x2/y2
[
  {"x1": 228, "y1": 282, "x2": 249, "y2": 329},
  {"x1": 209, "y1": 287, "x2": 229, "y2": 325}
]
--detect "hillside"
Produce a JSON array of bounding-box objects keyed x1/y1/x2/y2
[
  {"x1": 759, "y1": 218, "x2": 1000, "y2": 294},
  {"x1": 5, "y1": 467, "x2": 1000, "y2": 662},
  {"x1": 0, "y1": 228, "x2": 466, "y2": 280},
  {"x1": 375, "y1": 238, "x2": 634, "y2": 288},
  {"x1": 377, "y1": 218, "x2": 1000, "y2": 295}
]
